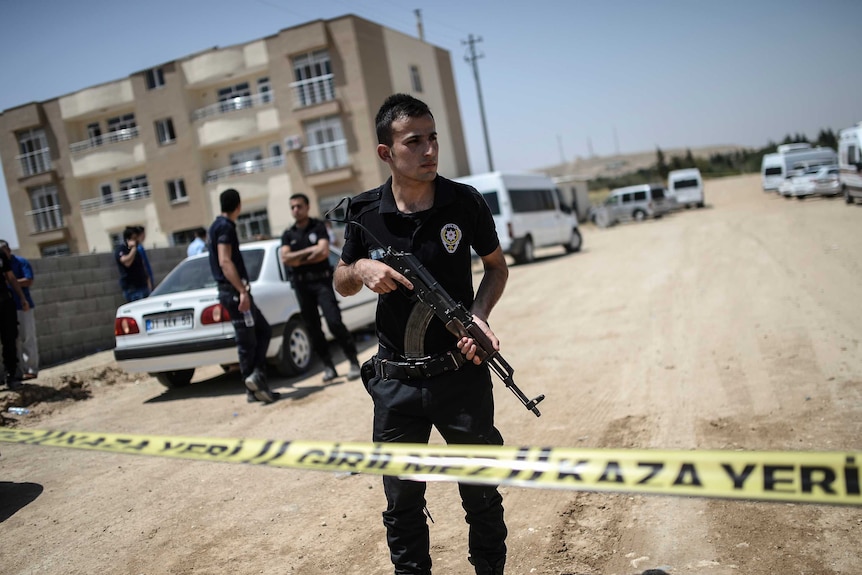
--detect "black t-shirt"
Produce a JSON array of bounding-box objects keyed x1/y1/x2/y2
[
  {"x1": 114, "y1": 243, "x2": 149, "y2": 290},
  {"x1": 208, "y1": 215, "x2": 248, "y2": 283},
  {"x1": 280, "y1": 217, "x2": 331, "y2": 275},
  {"x1": 340, "y1": 175, "x2": 499, "y2": 356}
]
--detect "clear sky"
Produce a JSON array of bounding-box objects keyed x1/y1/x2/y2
[{"x1": 2, "y1": 0, "x2": 861, "y2": 248}]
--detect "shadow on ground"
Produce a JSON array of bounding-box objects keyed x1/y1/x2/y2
[{"x1": 0, "y1": 481, "x2": 43, "y2": 522}]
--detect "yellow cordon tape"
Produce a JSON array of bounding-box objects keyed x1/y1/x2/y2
[{"x1": 1, "y1": 428, "x2": 860, "y2": 506}]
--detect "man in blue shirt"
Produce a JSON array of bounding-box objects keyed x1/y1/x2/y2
[
  {"x1": 187, "y1": 227, "x2": 208, "y2": 257},
  {"x1": 115, "y1": 227, "x2": 150, "y2": 302},
  {"x1": 0, "y1": 240, "x2": 38, "y2": 380}
]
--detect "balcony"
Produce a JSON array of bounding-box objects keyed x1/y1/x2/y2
[
  {"x1": 181, "y1": 41, "x2": 268, "y2": 87},
  {"x1": 193, "y1": 94, "x2": 280, "y2": 149},
  {"x1": 80, "y1": 186, "x2": 152, "y2": 213},
  {"x1": 16, "y1": 148, "x2": 53, "y2": 178},
  {"x1": 290, "y1": 74, "x2": 336, "y2": 109},
  {"x1": 25, "y1": 205, "x2": 64, "y2": 234},
  {"x1": 70, "y1": 131, "x2": 146, "y2": 179},
  {"x1": 303, "y1": 140, "x2": 349, "y2": 174},
  {"x1": 69, "y1": 127, "x2": 140, "y2": 154},
  {"x1": 204, "y1": 155, "x2": 284, "y2": 184},
  {"x1": 59, "y1": 79, "x2": 134, "y2": 120}
]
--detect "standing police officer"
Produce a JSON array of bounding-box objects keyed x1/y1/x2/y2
[
  {"x1": 334, "y1": 94, "x2": 510, "y2": 575},
  {"x1": 0, "y1": 246, "x2": 30, "y2": 390},
  {"x1": 208, "y1": 188, "x2": 277, "y2": 404},
  {"x1": 280, "y1": 193, "x2": 361, "y2": 382}
]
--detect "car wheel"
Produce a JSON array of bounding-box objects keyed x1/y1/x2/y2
[
  {"x1": 275, "y1": 318, "x2": 312, "y2": 376},
  {"x1": 564, "y1": 228, "x2": 582, "y2": 253},
  {"x1": 845, "y1": 187, "x2": 854, "y2": 205},
  {"x1": 513, "y1": 237, "x2": 535, "y2": 265},
  {"x1": 153, "y1": 369, "x2": 194, "y2": 389},
  {"x1": 696, "y1": 202, "x2": 705, "y2": 208},
  {"x1": 633, "y1": 209, "x2": 646, "y2": 221}
]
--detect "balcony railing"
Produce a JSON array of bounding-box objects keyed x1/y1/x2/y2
[
  {"x1": 191, "y1": 92, "x2": 274, "y2": 122},
  {"x1": 16, "y1": 148, "x2": 52, "y2": 177},
  {"x1": 204, "y1": 155, "x2": 284, "y2": 184},
  {"x1": 303, "y1": 140, "x2": 349, "y2": 174},
  {"x1": 80, "y1": 186, "x2": 152, "y2": 213},
  {"x1": 25, "y1": 205, "x2": 64, "y2": 233},
  {"x1": 69, "y1": 127, "x2": 140, "y2": 154},
  {"x1": 290, "y1": 74, "x2": 335, "y2": 109}
]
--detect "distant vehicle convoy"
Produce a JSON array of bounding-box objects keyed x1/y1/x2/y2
[
  {"x1": 839, "y1": 121, "x2": 862, "y2": 204},
  {"x1": 761, "y1": 143, "x2": 838, "y2": 191},
  {"x1": 453, "y1": 171, "x2": 582, "y2": 264}
]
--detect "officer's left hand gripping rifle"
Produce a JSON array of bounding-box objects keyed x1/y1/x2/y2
[{"x1": 328, "y1": 198, "x2": 545, "y2": 417}]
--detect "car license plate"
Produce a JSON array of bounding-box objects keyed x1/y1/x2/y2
[{"x1": 145, "y1": 311, "x2": 194, "y2": 333}]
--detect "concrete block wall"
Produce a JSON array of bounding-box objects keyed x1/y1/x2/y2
[{"x1": 5, "y1": 246, "x2": 188, "y2": 370}]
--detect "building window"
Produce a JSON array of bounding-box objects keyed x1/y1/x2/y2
[
  {"x1": 237, "y1": 209, "x2": 270, "y2": 241},
  {"x1": 155, "y1": 118, "x2": 176, "y2": 145},
  {"x1": 302, "y1": 115, "x2": 348, "y2": 173},
  {"x1": 171, "y1": 228, "x2": 200, "y2": 246},
  {"x1": 109, "y1": 232, "x2": 123, "y2": 247},
  {"x1": 218, "y1": 82, "x2": 251, "y2": 112},
  {"x1": 28, "y1": 184, "x2": 63, "y2": 232},
  {"x1": 107, "y1": 113, "x2": 137, "y2": 143},
  {"x1": 119, "y1": 174, "x2": 149, "y2": 200},
  {"x1": 410, "y1": 65, "x2": 423, "y2": 92},
  {"x1": 100, "y1": 183, "x2": 114, "y2": 204},
  {"x1": 16, "y1": 128, "x2": 52, "y2": 176},
  {"x1": 146, "y1": 67, "x2": 165, "y2": 90},
  {"x1": 167, "y1": 178, "x2": 187, "y2": 203},
  {"x1": 41, "y1": 243, "x2": 70, "y2": 258},
  {"x1": 258, "y1": 77, "x2": 272, "y2": 103},
  {"x1": 292, "y1": 50, "x2": 335, "y2": 107}
]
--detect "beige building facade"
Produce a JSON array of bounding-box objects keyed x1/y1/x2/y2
[{"x1": 0, "y1": 15, "x2": 469, "y2": 259}]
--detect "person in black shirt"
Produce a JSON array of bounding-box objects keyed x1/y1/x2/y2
[
  {"x1": 115, "y1": 227, "x2": 150, "y2": 302},
  {"x1": 1, "y1": 248, "x2": 30, "y2": 389},
  {"x1": 280, "y1": 193, "x2": 361, "y2": 382},
  {"x1": 334, "y1": 94, "x2": 510, "y2": 575},
  {"x1": 208, "y1": 188, "x2": 277, "y2": 404}
]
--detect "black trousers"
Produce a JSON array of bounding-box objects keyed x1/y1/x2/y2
[
  {"x1": 217, "y1": 287, "x2": 271, "y2": 379},
  {"x1": 294, "y1": 280, "x2": 358, "y2": 366},
  {"x1": 0, "y1": 296, "x2": 18, "y2": 379},
  {"x1": 363, "y1": 358, "x2": 507, "y2": 575}
]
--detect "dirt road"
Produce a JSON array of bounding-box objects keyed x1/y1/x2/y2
[{"x1": 2, "y1": 174, "x2": 861, "y2": 575}]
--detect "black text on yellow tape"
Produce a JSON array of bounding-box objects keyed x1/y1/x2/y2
[{"x1": 1, "y1": 428, "x2": 859, "y2": 506}]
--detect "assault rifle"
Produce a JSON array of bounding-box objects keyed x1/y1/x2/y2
[{"x1": 382, "y1": 247, "x2": 545, "y2": 417}]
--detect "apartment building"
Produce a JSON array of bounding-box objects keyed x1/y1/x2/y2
[{"x1": 0, "y1": 14, "x2": 469, "y2": 259}]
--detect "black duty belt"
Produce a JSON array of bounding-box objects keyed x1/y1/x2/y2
[
  {"x1": 374, "y1": 350, "x2": 466, "y2": 381},
  {"x1": 292, "y1": 269, "x2": 332, "y2": 283}
]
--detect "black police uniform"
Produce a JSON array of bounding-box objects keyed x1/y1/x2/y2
[
  {"x1": 0, "y1": 250, "x2": 19, "y2": 384},
  {"x1": 281, "y1": 217, "x2": 358, "y2": 370},
  {"x1": 114, "y1": 242, "x2": 150, "y2": 302},
  {"x1": 208, "y1": 215, "x2": 271, "y2": 381},
  {"x1": 340, "y1": 175, "x2": 507, "y2": 575}
]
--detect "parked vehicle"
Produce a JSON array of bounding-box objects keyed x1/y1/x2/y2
[
  {"x1": 788, "y1": 166, "x2": 825, "y2": 199},
  {"x1": 812, "y1": 165, "x2": 841, "y2": 197},
  {"x1": 452, "y1": 171, "x2": 582, "y2": 264},
  {"x1": 667, "y1": 168, "x2": 704, "y2": 208},
  {"x1": 761, "y1": 144, "x2": 838, "y2": 191},
  {"x1": 113, "y1": 240, "x2": 377, "y2": 388},
  {"x1": 594, "y1": 183, "x2": 674, "y2": 224},
  {"x1": 839, "y1": 122, "x2": 862, "y2": 205}
]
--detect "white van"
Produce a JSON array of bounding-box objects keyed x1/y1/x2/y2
[
  {"x1": 761, "y1": 145, "x2": 838, "y2": 191},
  {"x1": 667, "y1": 168, "x2": 704, "y2": 208},
  {"x1": 452, "y1": 171, "x2": 582, "y2": 264},
  {"x1": 597, "y1": 183, "x2": 674, "y2": 225},
  {"x1": 838, "y1": 121, "x2": 862, "y2": 205}
]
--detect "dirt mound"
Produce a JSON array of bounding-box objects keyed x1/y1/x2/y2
[{"x1": 1, "y1": 365, "x2": 140, "y2": 426}]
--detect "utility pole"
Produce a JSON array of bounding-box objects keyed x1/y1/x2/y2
[{"x1": 463, "y1": 34, "x2": 494, "y2": 172}]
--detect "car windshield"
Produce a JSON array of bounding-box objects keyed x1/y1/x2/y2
[{"x1": 151, "y1": 248, "x2": 266, "y2": 296}]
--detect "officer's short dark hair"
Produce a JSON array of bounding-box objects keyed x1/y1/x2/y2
[
  {"x1": 375, "y1": 93, "x2": 433, "y2": 147},
  {"x1": 220, "y1": 188, "x2": 241, "y2": 213},
  {"x1": 289, "y1": 193, "x2": 310, "y2": 206},
  {"x1": 123, "y1": 227, "x2": 137, "y2": 241}
]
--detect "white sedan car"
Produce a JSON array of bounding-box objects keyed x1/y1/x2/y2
[{"x1": 114, "y1": 239, "x2": 376, "y2": 388}]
